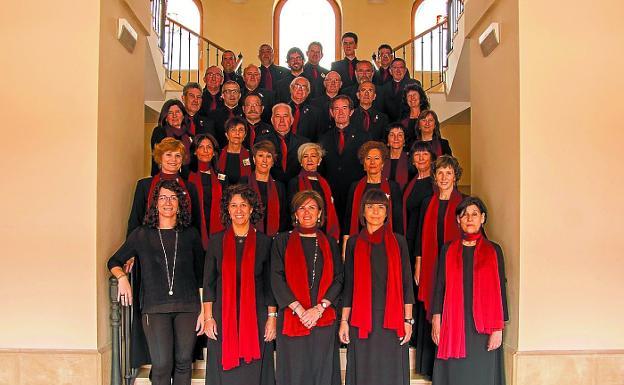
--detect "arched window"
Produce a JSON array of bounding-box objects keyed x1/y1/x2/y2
[
  {"x1": 274, "y1": 0, "x2": 341, "y2": 68},
  {"x1": 412, "y1": 0, "x2": 447, "y2": 71},
  {"x1": 166, "y1": 0, "x2": 202, "y2": 70}
]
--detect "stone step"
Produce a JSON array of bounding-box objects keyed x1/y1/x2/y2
[{"x1": 134, "y1": 347, "x2": 432, "y2": 385}]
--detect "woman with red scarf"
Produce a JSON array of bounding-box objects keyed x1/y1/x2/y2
[
  {"x1": 248, "y1": 140, "x2": 287, "y2": 236},
  {"x1": 271, "y1": 190, "x2": 343, "y2": 385},
  {"x1": 287, "y1": 142, "x2": 341, "y2": 241},
  {"x1": 188, "y1": 134, "x2": 228, "y2": 250},
  {"x1": 400, "y1": 84, "x2": 430, "y2": 149},
  {"x1": 339, "y1": 188, "x2": 415, "y2": 385},
  {"x1": 217, "y1": 117, "x2": 253, "y2": 184},
  {"x1": 203, "y1": 184, "x2": 277, "y2": 385},
  {"x1": 413, "y1": 155, "x2": 464, "y2": 378},
  {"x1": 430, "y1": 197, "x2": 508, "y2": 385},
  {"x1": 416, "y1": 110, "x2": 452, "y2": 157},
  {"x1": 382, "y1": 123, "x2": 412, "y2": 190},
  {"x1": 151, "y1": 99, "x2": 195, "y2": 178}
]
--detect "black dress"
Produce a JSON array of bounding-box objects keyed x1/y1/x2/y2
[
  {"x1": 431, "y1": 244, "x2": 509, "y2": 385},
  {"x1": 203, "y1": 231, "x2": 276, "y2": 385},
  {"x1": 271, "y1": 232, "x2": 344, "y2": 385},
  {"x1": 343, "y1": 233, "x2": 415, "y2": 385}
]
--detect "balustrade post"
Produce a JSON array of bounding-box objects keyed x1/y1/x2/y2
[
  {"x1": 110, "y1": 277, "x2": 122, "y2": 385},
  {"x1": 159, "y1": 0, "x2": 167, "y2": 50}
]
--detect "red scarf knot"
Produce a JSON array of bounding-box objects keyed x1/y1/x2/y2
[
  {"x1": 297, "y1": 171, "x2": 341, "y2": 240},
  {"x1": 188, "y1": 166, "x2": 224, "y2": 249},
  {"x1": 349, "y1": 177, "x2": 393, "y2": 236},
  {"x1": 248, "y1": 173, "x2": 280, "y2": 236}
]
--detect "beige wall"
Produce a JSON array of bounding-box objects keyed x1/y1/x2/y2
[{"x1": 441, "y1": 108, "x2": 471, "y2": 188}]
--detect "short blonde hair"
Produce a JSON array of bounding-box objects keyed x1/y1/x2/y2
[
  {"x1": 153, "y1": 137, "x2": 186, "y2": 165},
  {"x1": 297, "y1": 142, "x2": 326, "y2": 163}
]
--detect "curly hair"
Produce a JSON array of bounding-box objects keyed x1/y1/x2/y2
[
  {"x1": 220, "y1": 184, "x2": 264, "y2": 226},
  {"x1": 153, "y1": 137, "x2": 186, "y2": 165},
  {"x1": 144, "y1": 179, "x2": 192, "y2": 230},
  {"x1": 417, "y1": 109, "x2": 442, "y2": 140},
  {"x1": 357, "y1": 140, "x2": 389, "y2": 164},
  {"x1": 291, "y1": 190, "x2": 326, "y2": 227},
  {"x1": 433, "y1": 155, "x2": 463, "y2": 185},
  {"x1": 404, "y1": 84, "x2": 430, "y2": 112}
]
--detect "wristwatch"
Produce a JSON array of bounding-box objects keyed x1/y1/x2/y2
[
  {"x1": 268, "y1": 312, "x2": 278, "y2": 318},
  {"x1": 404, "y1": 318, "x2": 415, "y2": 325},
  {"x1": 320, "y1": 302, "x2": 329, "y2": 309}
]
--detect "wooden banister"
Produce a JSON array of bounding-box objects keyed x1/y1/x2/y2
[{"x1": 166, "y1": 17, "x2": 228, "y2": 52}]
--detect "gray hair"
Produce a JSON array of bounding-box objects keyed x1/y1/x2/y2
[{"x1": 297, "y1": 143, "x2": 326, "y2": 163}]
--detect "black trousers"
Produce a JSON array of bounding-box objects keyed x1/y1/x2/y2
[{"x1": 141, "y1": 312, "x2": 198, "y2": 385}]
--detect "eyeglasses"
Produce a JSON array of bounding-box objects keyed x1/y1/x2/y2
[
  {"x1": 158, "y1": 195, "x2": 179, "y2": 203},
  {"x1": 222, "y1": 89, "x2": 240, "y2": 95},
  {"x1": 205, "y1": 73, "x2": 223, "y2": 78},
  {"x1": 291, "y1": 84, "x2": 309, "y2": 90}
]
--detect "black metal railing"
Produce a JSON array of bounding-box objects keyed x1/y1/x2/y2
[
  {"x1": 150, "y1": 0, "x2": 167, "y2": 50},
  {"x1": 448, "y1": 0, "x2": 465, "y2": 53},
  {"x1": 110, "y1": 276, "x2": 134, "y2": 385}
]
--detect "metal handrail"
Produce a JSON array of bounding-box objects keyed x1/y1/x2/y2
[
  {"x1": 110, "y1": 276, "x2": 134, "y2": 385},
  {"x1": 394, "y1": 19, "x2": 448, "y2": 52}
]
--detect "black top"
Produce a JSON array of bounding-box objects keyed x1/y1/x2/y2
[
  {"x1": 302, "y1": 62, "x2": 330, "y2": 99},
  {"x1": 108, "y1": 226, "x2": 204, "y2": 313},
  {"x1": 256, "y1": 130, "x2": 309, "y2": 184},
  {"x1": 381, "y1": 78, "x2": 421, "y2": 122},
  {"x1": 244, "y1": 120, "x2": 273, "y2": 149},
  {"x1": 414, "y1": 196, "x2": 454, "y2": 256},
  {"x1": 331, "y1": 57, "x2": 359, "y2": 88},
  {"x1": 343, "y1": 180, "x2": 404, "y2": 236},
  {"x1": 208, "y1": 105, "x2": 244, "y2": 148},
  {"x1": 275, "y1": 72, "x2": 297, "y2": 104},
  {"x1": 200, "y1": 89, "x2": 223, "y2": 116},
  {"x1": 404, "y1": 176, "x2": 434, "y2": 243},
  {"x1": 350, "y1": 107, "x2": 389, "y2": 142},
  {"x1": 288, "y1": 100, "x2": 323, "y2": 142},
  {"x1": 342, "y1": 232, "x2": 415, "y2": 309},
  {"x1": 251, "y1": 178, "x2": 289, "y2": 233},
  {"x1": 309, "y1": 93, "x2": 333, "y2": 134},
  {"x1": 259, "y1": 64, "x2": 289, "y2": 91},
  {"x1": 271, "y1": 232, "x2": 344, "y2": 310},
  {"x1": 223, "y1": 152, "x2": 242, "y2": 184}
]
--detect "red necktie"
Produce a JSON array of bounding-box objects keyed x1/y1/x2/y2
[
  {"x1": 382, "y1": 68, "x2": 389, "y2": 81},
  {"x1": 264, "y1": 68, "x2": 273, "y2": 91},
  {"x1": 362, "y1": 110, "x2": 370, "y2": 132},
  {"x1": 292, "y1": 104, "x2": 301, "y2": 134},
  {"x1": 248, "y1": 123, "x2": 257, "y2": 146},
  {"x1": 338, "y1": 129, "x2": 345, "y2": 155},
  {"x1": 348, "y1": 60, "x2": 354, "y2": 81},
  {"x1": 190, "y1": 118, "x2": 196, "y2": 135},
  {"x1": 312, "y1": 67, "x2": 318, "y2": 80},
  {"x1": 279, "y1": 135, "x2": 288, "y2": 171},
  {"x1": 210, "y1": 95, "x2": 217, "y2": 111},
  {"x1": 393, "y1": 81, "x2": 400, "y2": 94},
  {"x1": 228, "y1": 108, "x2": 235, "y2": 119}
]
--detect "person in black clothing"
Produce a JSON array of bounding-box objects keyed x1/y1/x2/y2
[
  {"x1": 182, "y1": 82, "x2": 215, "y2": 137},
  {"x1": 271, "y1": 190, "x2": 344, "y2": 385},
  {"x1": 221, "y1": 50, "x2": 244, "y2": 89},
  {"x1": 203, "y1": 184, "x2": 277, "y2": 385},
  {"x1": 287, "y1": 76, "x2": 323, "y2": 142},
  {"x1": 400, "y1": 84, "x2": 431, "y2": 148},
  {"x1": 109, "y1": 179, "x2": 205, "y2": 385},
  {"x1": 431, "y1": 197, "x2": 508, "y2": 385},
  {"x1": 331, "y1": 32, "x2": 359, "y2": 88},
  {"x1": 374, "y1": 44, "x2": 394, "y2": 86},
  {"x1": 341, "y1": 60, "x2": 381, "y2": 110},
  {"x1": 382, "y1": 58, "x2": 421, "y2": 122},
  {"x1": 275, "y1": 47, "x2": 305, "y2": 103},
  {"x1": 257, "y1": 103, "x2": 308, "y2": 185},
  {"x1": 383, "y1": 123, "x2": 411, "y2": 190},
  {"x1": 258, "y1": 44, "x2": 289, "y2": 91},
  {"x1": 242, "y1": 64, "x2": 275, "y2": 123},
  {"x1": 318, "y1": 95, "x2": 369, "y2": 231},
  {"x1": 339, "y1": 188, "x2": 414, "y2": 385},
  {"x1": 211, "y1": 81, "x2": 244, "y2": 148},
  {"x1": 310, "y1": 71, "x2": 342, "y2": 133},
  {"x1": 351, "y1": 81, "x2": 389, "y2": 141},
  {"x1": 200, "y1": 66, "x2": 225, "y2": 116},
  {"x1": 303, "y1": 41, "x2": 329, "y2": 98},
  {"x1": 150, "y1": 99, "x2": 194, "y2": 178},
  {"x1": 217, "y1": 117, "x2": 252, "y2": 185},
  {"x1": 242, "y1": 93, "x2": 272, "y2": 148},
  {"x1": 416, "y1": 109, "x2": 452, "y2": 156}
]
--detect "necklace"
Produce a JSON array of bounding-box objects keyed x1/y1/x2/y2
[
  {"x1": 158, "y1": 229, "x2": 178, "y2": 296},
  {"x1": 309, "y1": 237, "x2": 319, "y2": 290}
]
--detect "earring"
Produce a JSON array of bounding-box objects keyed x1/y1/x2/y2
[
  {"x1": 295, "y1": 218, "x2": 299, "y2": 226},
  {"x1": 317, "y1": 217, "x2": 321, "y2": 225}
]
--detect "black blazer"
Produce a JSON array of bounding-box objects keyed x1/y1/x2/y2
[
  {"x1": 381, "y1": 78, "x2": 421, "y2": 122},
  {"x1": 256, "y1": 130, "x2": 309, "y2": 184},
  {"x1": 275, "y1": 72, "x2": 297, "y2": 104},
  {"x1": 351, "y1": 107, "x2": 389, "y2": 142},
  {"x1": 208, "y1": 105, "x2": 244, "y2": 148},
  {"x1": 259, "y1": 64, "x2": 289, "y2": 91},
  {"x1": 223, "y1": 71, "x2": 245, "y2": 89},
  {"x1": 190, "y1": 113, "x2": 215, "y2": 137},
  {"x1": 331, "y1": 57, "x2": 359, "y2": 88},
  {"x1": 302, "y1": 62, "x2": 329, "y2": 99},
  {"x1": 288, "y1": 100, "x2": 322, "y2": 142},
  {"x1": 310, "y1": 93, "x2": 333, "y2": 134},
  {"x1": 199, "y1": 89, "x2": 223, "y2": 116}
]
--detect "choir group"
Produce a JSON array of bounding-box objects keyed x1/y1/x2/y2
[{"x1": 108, "y1": 33, "x2": 508, "y2": 385}]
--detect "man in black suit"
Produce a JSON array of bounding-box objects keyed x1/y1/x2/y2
[
  {"x1": 310, "y1": 70, "x2": 342, "y2": 133},
  {"x1": 199, "y1": 66, "x2": 224, "y2": 116},
  {"x1": 287, "y1": 76, "x2": 322, "y2": 142},
  {"x1": 275, "y1": 47, "x2": 305, "y2": 103},
  {"x1": 211, "y1": 80, "x2": 243, "y2": 147},
  {"x1": 381, "y1": 58, "x2": 421, "y2": 121},
  {"x1": 318, "y1": 95, "x2": 369, "y2": 226},
  {"x1": 331, "y1": 32, "x2": 359, "y2": 89},
  {"x1": 374, "y1": 44, "x2": 394, "y2": 86},
  {"x1": 181, "y1": 82, "x2": 214, "y2": 137},
  {"x1": 258, "y1": 44, "x2": 288, "y2": 91},
  {"x1": 303, "y1": 41, "x2": 329, "y2": 99},
  {"x1": 241, "y1": 64, "x2": 275, "y2": 123},
  {"x1": 341, "y1": 60, "x2": 384, "y2": 110},
  {"x1": 221, "y1": 50, "x2": 244, "y2": 89},
  {"x1": 351, "y1": 81, "x2": 389, "y2": 141},
  {"x1": 242, "y1": 93, "x2": 272, "y2": 148},
  {"x1": 257, "y1": 103, "x2": 308, "y2": 184}
]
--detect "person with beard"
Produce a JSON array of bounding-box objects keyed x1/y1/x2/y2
[
  {"x1": 241, "y1": 64, "x2": 275, "y2": 123},
  {"x1": 200, "y1": 66, "x2": 225, "y2": 116},
  {"x1": 310, "y1": 71, "x2": 342, "y2": 134},
  {"x1": 275, "y1": 47, "x2": 305, "y2": 103},
  {"x1": 151, "y1": 99, "x2": 194, "y2": 178},
  {"x1": 258, "y1": 44, "x2": 288, "y2": 91},
  {"x1": 303, "y1": 41, "x2": 329, "y2": 99},
  {"x1": 221, "y1": 50, "x2": 244, "y2": 89},
  {"x1": 381, "y1": 58, "x2": 420, "y2": 122},
  {"x1": 286, "y1": 76, "x2": 322, "y2": 142},
  {"x1": 374, "y1": 44, "x2": 394, "y2": 86},
  {"x1": 331, "y1": 32, "x2": 359, "y2": 89},
  {"x1": 351, "y1": 81, "x2": 389, "y2": 141},
  {"x1": 242, "y1": 93, "x2": 272, "y2": 149},
  {"x1": 211, "y1": 81, "x2": 244, "y2": 148},
  {"x1": 181, "y1": 82, "x2": 215, "y2": 137}
]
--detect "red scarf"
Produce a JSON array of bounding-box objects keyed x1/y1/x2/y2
[
  {"x1": 248, "y1": 173, "x2": 280, "y2": 236},
  {"x1": 349, "y1": 177, "x2": 393, "y2": 236},
  {"x1": 418, "y1": 189, "x2": 462, "y2": 314},
  {"x1": 282, "y1": 229, "x2": 336, "y2": 336},
  {"x1": 221, "y1": 227, "x2": 260, "y2": 369},
  {"x1": 427, "y1": 139, "x2": 443, "y2": 157},
  {"x1": 146, "y1": 172, "x2": 191, "y2": 213},
  {"x1": 438, "y1": 233, "x2": 504, "y2": 359},
  {"x1": 382, "y1": 151, "x2": 409, "y2": 190},
  {"x1": 188, "y1": 162, "x2": 224, "y2": 249},
  {"x1": 297, "y1": 171, "x2": 341, "y2": 240},
  {"x1": 217, "y1": 147, "x2": 252, "y2": 178},
  {"x1": 351, "y1": 225, "x2": 405, "y2": 338}
]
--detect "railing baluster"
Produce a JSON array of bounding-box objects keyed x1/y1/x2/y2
[
  {"x1": 188, "y1": 30, "x2": 192, "y2": 84},
  {"x1": 110, "y1": 277, "x2": 122, "y2": 385},
  {"x1": 420, "y1": 37, "x2": 424, "y2": 86},
  {"x1": 178, "y1": 26, "x2": 182, "y2": 84}
]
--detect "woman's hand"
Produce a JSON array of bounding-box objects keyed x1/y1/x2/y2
[
  {"x1": 124, "y1": 257, "x2": 135, "y2": 273},
  {"x1": 264, "y1": 317, "x2": 277, "y2": 342},
  {"x1": 413, "y1": 257, "x2": 421, "y2": 285},
  {"x1": 117, "y1": 276, "x2": 132, "y2": 306},
  {"x1": 431, "y1": 314, "x2": 441, "y2": 345},
  {"x1": 205, "y1": 318, "x2": 218, "y2": 340},
  {"x1": 195, "y1": 313, "x2": 205, "y2": 336},
  {"x1": 487, "y1": 330, "x2": 503, "y2": 351},
  {"x1": 400, "y1": 322, "x2": 413, "y2": 345},
  {"x1": 299, "y1": 308, "x2": 321, "y2": 329},
  {"x1": 338, "y1": 321, "x2": 350, "y2": 344}
]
